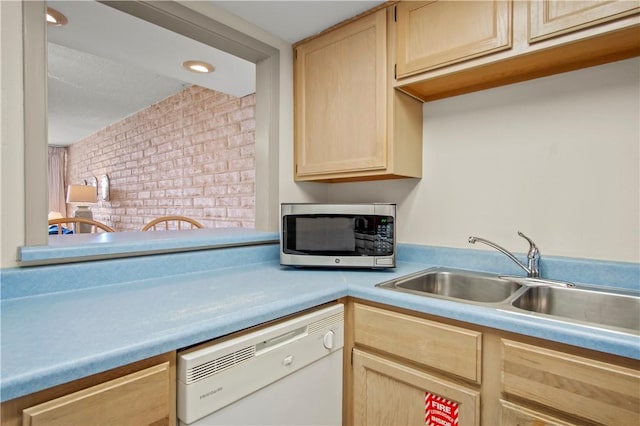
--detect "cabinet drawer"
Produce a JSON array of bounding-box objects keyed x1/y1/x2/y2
[
  {"x1": 22, "y1": 362, "x2": 171, "y2": 426},
  {"x1": 502, "y1": 339, "x2": 640, "y2": 425},
  {"x1": 500, "y1": 400, "x2": 576, "y2": 426},
  {"x1": 353, "y1": 303, "x2": 482, "y2": 383}
]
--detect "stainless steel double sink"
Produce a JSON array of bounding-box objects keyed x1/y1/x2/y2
[{"x1": 376, "y1": 267, "x2": 640, "y2": 334}]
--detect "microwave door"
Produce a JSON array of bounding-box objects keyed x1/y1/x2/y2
[
  {"x1": 283, "y1": 216, "x2": 358, "y2": 255},
  {"x1": 295, "y1": 217, "x2": 355, "y2": 253}
]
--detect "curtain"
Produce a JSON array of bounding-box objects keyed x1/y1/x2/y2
[{"x1": 48, "y1": 146, "x2": 67, "y2": 215}]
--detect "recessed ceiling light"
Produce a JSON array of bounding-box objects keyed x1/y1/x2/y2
[
  {"x1": 182, "y1": 60, "x2": 215, "y2": 74},
  {"x1": 46, "y1": 7, "x2": 68, "y2": 27}
]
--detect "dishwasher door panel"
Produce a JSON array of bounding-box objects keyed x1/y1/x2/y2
[
  {"x1": 186, "y1": 349, "x2": 342, "y2": 426},
  {"x1": 178, "y1": 304, "x2": 344, "y2": 426}
]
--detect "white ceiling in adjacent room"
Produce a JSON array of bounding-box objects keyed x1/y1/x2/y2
[{"x1": 47, "y1": 0, "x2": 385, "y2": 146}]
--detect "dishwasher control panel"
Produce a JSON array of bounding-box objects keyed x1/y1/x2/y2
[{"x1": 177, "y1": 304, "x2": 344, "y2": 425}]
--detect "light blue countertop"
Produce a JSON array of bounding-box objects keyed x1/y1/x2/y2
[
  {"x1": 1, "y1": 243, "x2": 639, "y2": 402},
  {"x1": 18, "y1": 228, "x2": 279, "y2": 265}
]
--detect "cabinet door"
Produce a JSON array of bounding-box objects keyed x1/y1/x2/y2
[
  {"x1": 22, "y1": 362, "x2": 171, "y2": 426},
  {"x1": 352, "y1": 349, "x2": 480, "y2": 426},
  {"x1": 396, "y1": 0, "x2": 512, "y2": 78},
  {"x1": 529, "y1": 0, "x2": 640, "y2": 42},
  {"x1": 294, "y1": 10, "x2": 387, "y2": 178}
]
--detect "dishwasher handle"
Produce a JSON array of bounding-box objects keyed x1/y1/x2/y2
[{"x1": 255, "y1": 326, "x2": 306, "y2": 354}]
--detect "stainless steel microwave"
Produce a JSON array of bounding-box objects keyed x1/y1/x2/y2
[{"x1": 280, "y1": 203, "x2": 396, "y2": 269}]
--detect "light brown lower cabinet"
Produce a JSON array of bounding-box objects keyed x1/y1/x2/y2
[
  {"x1": 1, "y1": 352, "x2": 176, "y2": 426},
  {"x1": 347, "y1": 300, "x2": 640, "y2": 426}
]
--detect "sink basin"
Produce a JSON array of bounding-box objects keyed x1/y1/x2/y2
[
  {"x1": 377, "y1": 267, "x2": 523, "y2": 303},
  {"x1": 377, "y1": 267, "x2": 639, "y2": 334},
  {"x1": 511, "y1": 286, "x2": 640, "y2": 333}
]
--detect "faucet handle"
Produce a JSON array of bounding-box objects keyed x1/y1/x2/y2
[
  {"x1": 517, "y1": 231, "x2": 539, "y2": 255},
  {"x1": 518, "y1": 231, "x2": 540, "y2": 277}
]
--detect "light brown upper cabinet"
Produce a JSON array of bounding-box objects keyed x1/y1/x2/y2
[
  {"x1": 530, "y1": 0, "x2": 640, "y2": 42},
  {"x1": 396, "y1": 0, "x2": 513, "y2": 78},
  {"x1": 294, "y1": 8, "x2": 422, "y2": 182},
  {"x1": 396, "y1": 0, "x2": 640, "y2": 102}
]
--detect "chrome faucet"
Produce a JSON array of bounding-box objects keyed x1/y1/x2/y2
[{"x1": 468, "y1": 231, "x2": 540, "y2": 278}]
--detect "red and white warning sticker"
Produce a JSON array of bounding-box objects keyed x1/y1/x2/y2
[{"x1": 425, "y1": 392, "x2": 459, "y2": 426}]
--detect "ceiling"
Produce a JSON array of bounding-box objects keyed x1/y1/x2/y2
[
  {"x1": 47, "y1": 0, "x2": 385, "y2": 146},
  {"x1": 213, "y1": 1, "x2": 387, "y2": 44}
]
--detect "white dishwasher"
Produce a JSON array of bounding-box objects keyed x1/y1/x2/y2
[{"x1": 177, "y1": 304, "x2": 344, "y2": 425}]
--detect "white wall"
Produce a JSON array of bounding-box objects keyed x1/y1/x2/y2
[
  {"x1": 0, "y1": 1, "x2": 26, "y2": 267},
  {"x1": 328, "y1": 58, "x2": 640, "y2": 263}
]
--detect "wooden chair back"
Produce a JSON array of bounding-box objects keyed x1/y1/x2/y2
[
  {"x1": 48, "y1": 217, "x2": 115, "y2": 234},
  {"x1": 141, "y1": 215, "x2": 204, "y2": 231}
]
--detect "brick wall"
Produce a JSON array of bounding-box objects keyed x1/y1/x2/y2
[{"x1": 66, "y1": 85, "x2": 255, "y2": 231}]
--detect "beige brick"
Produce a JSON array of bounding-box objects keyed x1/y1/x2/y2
[
  {"x1": 193, "y1": 175, "x2": 214, "y2": 186},
  {"x1": 204, "y1": 161, "x2": 229, "y2": 175},
  {"x1": 203, "y1": 208, "x2": 227, "y2": 217},
  {"x1": 240, "y1": 145, "x2": 255, "y2": 156},
  {"x1": 174, "y1": 155, "x2": 194, "y2": 168},
  {"x1": 183, "y1": 140, "x2": 203, "y2": 154},
  {"x1": 229, "y1": 158, "x2": 255, "y2": 170},
  {"x1": 183, "y1": 187, "x2": 204, "y2": 197},
  {"x1": 215, "y1": 99, "x2": 241, "y2": 114},
  {"x1": 228, "y1": 183, "x2": 254, "y2": 194},
  {"x1": 205, "y1": 185, "x2": 227, "y2": 196},
  {"x1": 241, "y1": 196, "x2": 255, "y2": 207},
  {"x1": 194, "y1": 198, "x2": 216, "y2": 207},
  {"x1": 215, "y1": 124, "x2": 241, "y2": 139},
  {"x1": 216, "y1": 197, "x2": 240, "y2": 207},
  {"x1": 228, "y1": 133, "x2": 253, "y2": 147},
  {"x1": 228, "y1": 107, "x2": 254, "y2": 123},
  {"x1": 240, "y1": 170, "x2": 255, "y2": 182},
  {"x1": 184, "y1": 166, "x2": 203, "y2": 176},
  {"x1": 227, "y1": 208, "x2": 254, "y2": 219},
  {"x1": 194, "y1": 152, "x2": 215, "y2": 165},
  {"x1": 166, "y1": 189, "x2": 183, "y2": 197},
  {"x1": 241, "y1": 119, "x2": 256, "y2": 132},
  {"x1": 214, "y1": 147, "x2": 241, "y2": 161},
  {"x1": 215, "y1": 171, "x2": 240, "y2": 184},
  {"x1": 173, "y1": 198, "x2": 193, "y2": 207}
]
